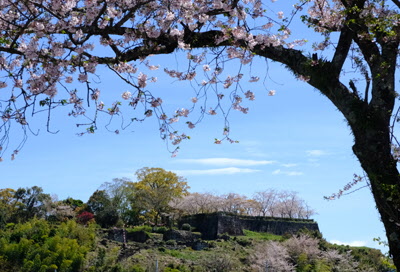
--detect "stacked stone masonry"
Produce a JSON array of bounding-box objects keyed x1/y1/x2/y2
[{"x1": 179, "y1": 212, "x2": 320, "y2": 240}]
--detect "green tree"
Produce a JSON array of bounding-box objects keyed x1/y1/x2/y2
[
  {"x1": 133, "y1": 167, "x2": 189, "y2": 225},
  {"x1": 87, "y1": 190, "x2": 119, "y2": 228},
  {"x1": 0, "y1": 188, "x2": 17, "y2": 226},
  {"x1": 100, "y1": 178, "x2": 139, "y2": 225},
  {"x1": 63, "y1": 197, "x2": 84, "y2": 209},
  {"x1": 10, "y1": 186, "x2": 52, "y2": 223}
]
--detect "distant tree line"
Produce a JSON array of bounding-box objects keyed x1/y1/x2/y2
[
  {"x1": 0, "y1": 168, "x2": 188, "y2": 228},
  {"x1": 1, "y1": 168, "x2": 315, "y2": 229},
  {"x1": 171, "y1": 190, "x2": 316, "y2": 220}
]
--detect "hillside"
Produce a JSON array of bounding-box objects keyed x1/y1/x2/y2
[{"x1": 0, "y1": 218, "x2": 395, "y2": 272}]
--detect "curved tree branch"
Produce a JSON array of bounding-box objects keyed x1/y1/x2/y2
[{"x1": 331, "y1": 26, "x2": 353, "y2": 77}]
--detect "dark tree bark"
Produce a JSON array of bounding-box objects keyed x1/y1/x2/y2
[{"x1": 352, "y1": 119, "x2": 400, "y2": 267}]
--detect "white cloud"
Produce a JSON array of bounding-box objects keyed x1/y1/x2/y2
[
  {"x1": 281, "y1": 163, "x2": 297, "y2": 168},
  {"x1": 240, "y1": 141, "x2": 269, "y2": 157},
  {"x1": 272, "y1": 169, "x2": 281, "y2": 175},
  {"x1": 306, "y1": 150, "x2": 327, "y2": 157},
  {"x1": 177, "y1": 158, "x2": 275, "y2": 166},
  {"x1": 174, "y1": 167, "x2": 261, "y2": 176},
  {"x1": 330, "y1": 240, "x2": 367, "y2": 247},
  {"x1": 272, "y1": 169, "x2": 303, "y2": 176}
]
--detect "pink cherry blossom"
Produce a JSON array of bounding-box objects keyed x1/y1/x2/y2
[
  {"x1": 121, "y1": 91, "x2": 132, "y2": 100},
  {"x1": 245, "y1": 91, "x2": 255, "y2": 100},
  {"x1": 187, "y1": 122, "x2": 195, "y2": 129},
  {"x1": 209, "y1": 109, "x2": 217, "y2": 115},
  {"x1": 78, "y1": 74, "x2": 88, "y2": 83}
]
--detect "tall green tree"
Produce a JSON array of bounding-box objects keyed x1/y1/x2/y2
[
  {"x1": 100, "y1": 178, "x2": 138, "y2": 225},
  {"x1": 134, "y1": 167, "x2": 189, "y2": 225},
  {"x1": 0, "y1": 188, "x2": 17, "y2": 226},
  {"x1": 87, "y1": 190, "x2": 119, "y2": 228},
  {"x1": 9, "y1": 186, "x2": 52, "y2": 223}
]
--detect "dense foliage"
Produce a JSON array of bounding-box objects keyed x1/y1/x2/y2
[
  {"x1": 0, "y1": 218, "x2": 394, "y2": 271},
  {"x1": 133, "y1": 167, "x2": 190, "y2": 225},
  {"x1": 0, "y1": 219, "x2": 95, "y2": 272}
]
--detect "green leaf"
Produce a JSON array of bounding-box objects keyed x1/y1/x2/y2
[
  {"x1": 87, "y1": 126, "x2": 95, "y2": 133},
  {"x1": 39, "y1": 99, "x2": 49, "y2": 107}
]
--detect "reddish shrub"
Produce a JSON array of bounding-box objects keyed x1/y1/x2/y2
[{"x1": 77, "y1": 211, "x2": 95, "y2": 225}]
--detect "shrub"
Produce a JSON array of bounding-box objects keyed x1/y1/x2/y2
[
  {"x1": 129, "y1": 264, "x2": 146, "y2": 272},
  {"x1": 207, "y1": 241, "x2": 217, "y2": 248},
  {"x1": 76, "y1": 211, "x2": 95, "y2": 225},
  {"x1": 164, "y1": 268, "x2": 180, "y2": 272},
  {"x1": 236, "y1": 237, "x2": 252, "y2": 247},
  {"x1": 166, "y1": 240, "x2": 177, "y2": 246},
  {"x1": 0, "y1": 219, "x2": 94, "y2": 272},
  {"x1": 129, "y1": 225, "x2": 152, "y2": 233},
  {"x1": 165, "y1": 263, "x2": 191, "y2": 272},
  {"x1": 5, "y1": 223, "x2": 15, "y2": 229},
  {"x1": 201, "y1": 254, "x2": 235, "y2": 272},
  {"x1": 153, "y1": 226, "x2": 167, "y2": 234},
  {"x1": 181, "y1": 223, "x2": 191, "y2": 231}
]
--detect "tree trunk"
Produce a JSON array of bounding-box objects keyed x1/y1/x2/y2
[{"x1": 351, "y1": 112, "x2": 400, "y2": 268}]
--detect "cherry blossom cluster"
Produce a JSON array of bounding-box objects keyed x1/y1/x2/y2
[
  {"x1": 324, "y1": 174, "x2": 368, "y2": 200},
  {"x1": 0, "y1": 0, "x2": 396, "y2": 159}
]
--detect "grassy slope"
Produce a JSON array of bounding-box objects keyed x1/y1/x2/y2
[{"x1": 88, "y1": 228, "x2": 395, "y2": 272}]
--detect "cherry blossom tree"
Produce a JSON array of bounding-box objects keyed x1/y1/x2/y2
[
  {"x1": 250, "y1": 234, "x2": 360, "y2": 271},
  {"x1": 171, "y1": 190, "x2": 315, "y2": 219},
  {"x1": 0, "y1": 0, "x2": 400, "y2": 267},
  {"x1": 275, "y1": 190, "x2": 308, "y2": 219},
  {"x1": 219, "y1": 192, "x2": 248, "y2": 214},
  {"x1": 170, "y1": 192, "x2": 220, "y2": 215},
  {"x1": 253, "y1": 189, "x2": 278, "y2": 217}
]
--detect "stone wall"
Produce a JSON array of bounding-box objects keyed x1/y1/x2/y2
[
  {"x1": 107, "y1": 228, "x2": 150, "y2": 243},
  {"x1": 179, "y1": 212, "x2": 319, "y2": 240},
  {"x1": 239, "y1": 216, "x2": 319, "y2": 235},
  {"x1": 179, "y1": 213, "x2": 220, "y2": 240}
]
